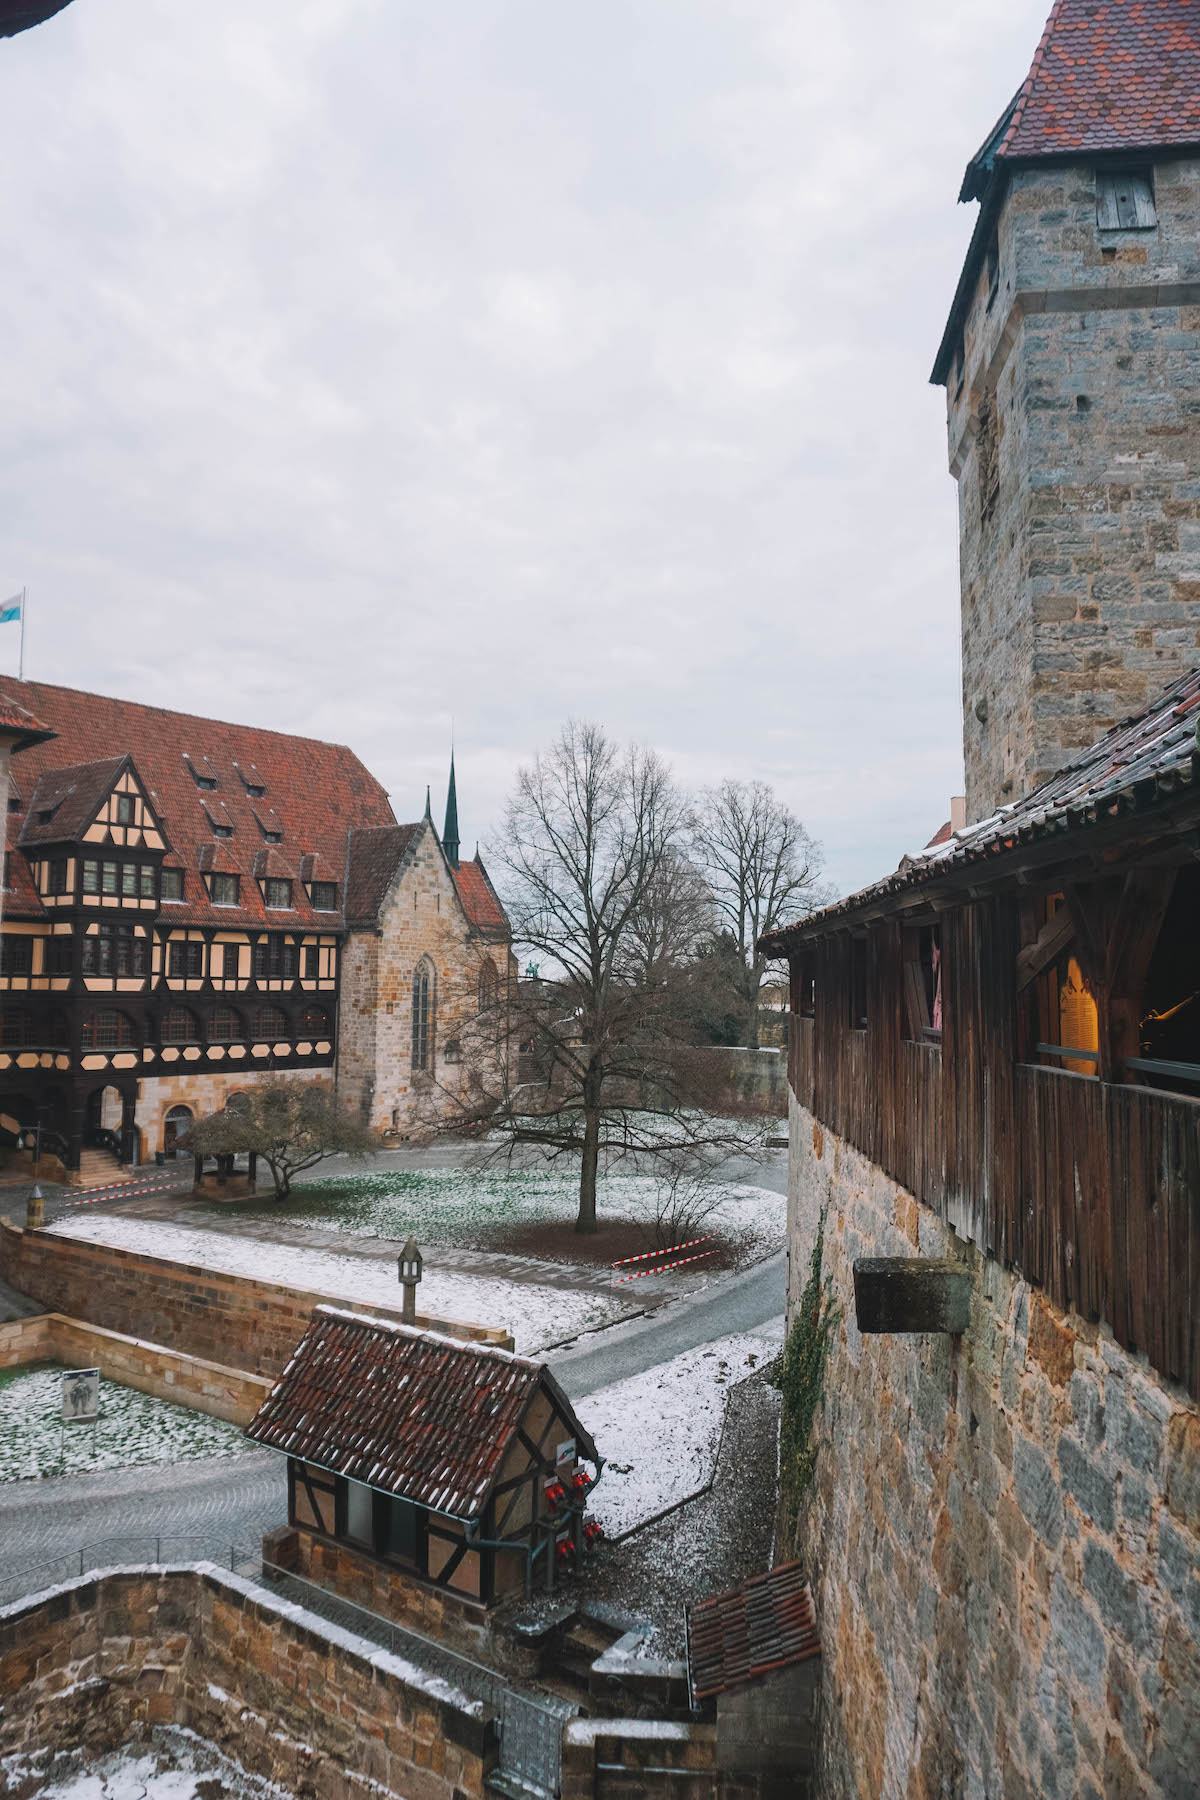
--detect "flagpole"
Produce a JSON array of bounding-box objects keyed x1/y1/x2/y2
[{"x1": 18, "y1": 588, "x2": 26, "y2": 681}]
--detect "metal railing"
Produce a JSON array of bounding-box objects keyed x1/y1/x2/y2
[{"x1": 0, "y1": 1535, "x2": 258, "y2": 1609}]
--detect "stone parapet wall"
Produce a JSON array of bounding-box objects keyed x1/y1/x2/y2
[
  {"x1": 0, "y1": 1311, "x2": 271, "y2": 1424},
  {"x1": 0, "y1": 1564, "x2": 494, "y2": 1799},
  {"x1": 788, "y1": 1095, "x2": 1200, "y2": 1799},
  {"x1": 0, "y1": 1220, "x2": 511, "y2": 1377}
]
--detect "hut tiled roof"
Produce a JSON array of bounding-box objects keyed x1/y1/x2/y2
[
  {"x1": 687, "y1": 1561, "x2": 820, "y2": 1702},
  {"x1": 1000, "y1": 0, "x2": 1200, "y2": 161},
  {"x1": 761, "y1": 664, "x2": 1200, "y2": 949},
  {"x1": 245, "y1": 1306, "x2": 596, "y2": 1520},
  {"x1": 344, "y1": 824, "x2": 423, "y2": 927},
  {"x1": 0, "y1": 678, "x2": 399, "y2": 928}
]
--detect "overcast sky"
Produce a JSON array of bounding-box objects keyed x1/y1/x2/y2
[{"x1": 1, "y1": 0, "x2": 1049, "y2": 897}]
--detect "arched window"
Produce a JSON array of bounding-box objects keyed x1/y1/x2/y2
[
  {"x1": 209, "y1": 1006, "x2": 245, "y2": 1042},
  {"x1": 81, "y1": 1010, "x2": 136, "y2": 1051},
  {"x1": 478, "y1": 961, "x2": 499, "y2": 1013},
  {"x1": 411, "y1": 959, "x2": 435, "y2": 1071},
  {"x1": 300, "y1": 1004, "x2": 330, "y2": 1037},
  {"x1": 161, "y1": 1005, "x2": 200, "y2": 1044},
  {"x1": 251, "y1": 1003, "x2": 289, "y2": 1040}
]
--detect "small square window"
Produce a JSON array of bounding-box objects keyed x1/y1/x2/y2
[
  {"x1": 264, "y1": 879, "x2": 292, "y2": 910},
  {"x1": 210, "y1": 873, "x2": 239, "y2": 906},
  {"x1": 310, "y1": 881, "x2": 337, "y2": 911},
  {"x1": 7, "y1": 795, "x2": 21, "y2": 815},
  {"x1": 213, "y1": 824, "x2": 234, "y2": 840},
  {"x1": 161, "y1": 869, "x2": 184, "y2": 902},
  {"x1": 1096, "y1": 170, "x2": 1156, "y2": 231}
]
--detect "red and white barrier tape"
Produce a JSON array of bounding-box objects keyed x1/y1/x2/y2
[
  {"x1": 611, "y1": 1234, "x2": 711, "y2": 1271},
  {"x1": 613, "y1": 1248, "x2": 714, "y2": 1283},
  {"x1": 64, "y1": 1178, "x2": 186, "y2": 1207}
]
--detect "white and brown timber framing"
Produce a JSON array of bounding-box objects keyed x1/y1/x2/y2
[{"x1": 0, "y1": 679, "x2": 511, "y2": 1171}]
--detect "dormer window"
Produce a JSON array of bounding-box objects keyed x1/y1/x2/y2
[
  {"x1": 209, "y1": 873, "x2": 239, "y2": 906},
  {"x1": 310, "y1": 881, "x2": 337, "y2": 911},
  {"x1": 37, "y1": 807, "x2": 56, "y2": 825},
  {"x1": 184, "y1": 756, "x2": 218, "y2": 791},
  {"x1": 1097, "y1": 169, "x2": 1156, "y2": 231},
  {"x1": 7, "y1": 795, "x2": 21, "y2": 815},
  {"x1": 213, "y1": 824, "x2": 234, "y2": 839},
  {"x1": 263, "y1": 878, "x2": 292, "y2": 910},
  {"x1": 235, "y1": 764, "x2": 267, "y2": 798}
]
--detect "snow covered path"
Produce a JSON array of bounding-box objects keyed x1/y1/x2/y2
[
  {"x1": 576, "y1": 1330, "x2": 774, "y2": 1537},
  {"x1": 47, "y1": 1214, "x2": 634, "y2": 1355}
]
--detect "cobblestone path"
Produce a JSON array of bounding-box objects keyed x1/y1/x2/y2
[{"x1": 0, "y1": 1449, "x2": 285, "y2": 1592}]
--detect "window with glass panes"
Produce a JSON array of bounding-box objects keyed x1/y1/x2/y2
[
  {"x1": 161, "y1": 1006, "x2": 200, "y2": 1042},
  {"x1": 82, "y1": 924, "x2": 148, "y2": 978},
  {"x1": 168, "y1": 939, "x2": 204, "y2": 978},
  {"x1": 310, "y1": 881, "x2": 336, "y2": 910},
  {"x1": 263, "y1": 878, "x2": 292, "y2": 909},
  {"x1": 82, "y1": 1009, "x2": 135, "y2": 1050},
  {"x1": 209, "y1": 873, "x2": 238, "y2": 906},
  {"x1": 161, "y1": 868, "x2": 184, "y2": 901},
  {"x1": 0, "y1": 936, "x2": 33, "y2": 977},
  {"x1": 252, "y1": 936, "x2": 296, "y2": 980}
]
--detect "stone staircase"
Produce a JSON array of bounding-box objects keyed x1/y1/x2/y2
[{"x1": 73, "y1": 1147, "x2": 131, "y2": 1190}]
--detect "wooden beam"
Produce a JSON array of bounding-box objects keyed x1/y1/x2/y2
[{"x1": 1015, "y1": 906, "x2": 1076, "y2": 992}]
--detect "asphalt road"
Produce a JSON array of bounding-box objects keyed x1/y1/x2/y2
[{"x1": 550, "y1": 1250, "x2": 787, "y2": 1398}]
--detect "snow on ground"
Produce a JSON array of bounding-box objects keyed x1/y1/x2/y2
[
  {"x1": 194, "y1": 1164, "x2": 785, "y2": 1262},
  {"x1": 575, "y1": 1332, "x2": 771, "y2": 1537},
  {"x1": 0, "y1": 1364, "x2": 246, "y2": 1483},
  {"x1": 4, "y1": 1727, "x2": 293, "y2": 1797},
  {"x1": 48, "y1": 1215, "x2": 631, "y2": 1354}
]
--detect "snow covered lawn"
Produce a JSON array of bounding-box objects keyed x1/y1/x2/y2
[
  {"x1": 48, "y1": 1215, "x2": 631, "y2": 1354},
  {"x1": 197, "y1": 1164, "x2": 786, "y2": 1263},
  {"x1": 0, "y1": 1364, "x2": 246, "y2": 1483},
  {"x1": 576, "y1": 1333, "x2": 771, "y2": 1537},
  {"x1": 3, "y1": 1728, "x2": 292, "y2": 1797}
]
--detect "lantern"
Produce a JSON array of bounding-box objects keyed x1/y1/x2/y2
[{"x1": 398, "y1": 1237, "x2": 423, "y2": 1324}]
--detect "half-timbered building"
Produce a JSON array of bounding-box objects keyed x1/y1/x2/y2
[
  {"x1": 246, "y1": 1307, "x2": 600, "y2": 1647},
  {"x1": 0, "y1": 679, "x2": 512, "y2": 1179}
]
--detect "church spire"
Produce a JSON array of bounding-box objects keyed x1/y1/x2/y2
[{"x1": 443, "y1": 752, "x2": 460, "y2": 869}]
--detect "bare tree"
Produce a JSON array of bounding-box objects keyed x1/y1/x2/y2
[
  {"x1": 692, "y1": 779, "x2": 830, "y2": 1047},
  {"x1": 442, "y1": 722, "x2": 764, "y2": 1233}
]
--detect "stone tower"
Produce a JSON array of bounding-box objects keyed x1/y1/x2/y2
[{"x1": 934, "y1": 0, "x2": 1200, "y2": 822}]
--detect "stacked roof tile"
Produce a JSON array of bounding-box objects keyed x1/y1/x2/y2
[
  {"x1": 1000, "y1": 0, "x2": 1200, "y2": 160},
  {"x1": 245, "y1": 1306, "x2": 595, "y2": 1520},
  {"x1": 688, "y1": 1561, "x2": 820, "y2": 1702},
  {"x1": 0, "y1": 679, "x2": 507, "y2": 944}
]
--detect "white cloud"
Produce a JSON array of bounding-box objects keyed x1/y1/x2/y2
[{"x1": 0, "y1": 0, "x2": 1051, "y2": 893}]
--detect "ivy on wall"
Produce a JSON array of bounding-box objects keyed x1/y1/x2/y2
[{"x1": 777, "y1": 1209, "x2": 840, "y2": 1554}]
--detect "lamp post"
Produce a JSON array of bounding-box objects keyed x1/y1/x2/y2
[{"x1": 398, "y1": 1237, "x2": 423, "y2": 1325}]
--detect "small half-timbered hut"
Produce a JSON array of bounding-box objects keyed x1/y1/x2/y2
[{"x1": 246, "y1": 1306, "x2": 601, "y2": 1648}]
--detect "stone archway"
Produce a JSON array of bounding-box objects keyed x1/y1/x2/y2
[{"x1": 163, "y1": 1104, "x2": 194, "y2": 1160}]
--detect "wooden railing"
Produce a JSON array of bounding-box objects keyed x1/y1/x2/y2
[{"x1": 788, "y1": 1011, "x2": 1200, "y2": 1401}]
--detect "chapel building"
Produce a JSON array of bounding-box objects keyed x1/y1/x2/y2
[{"x1": 0, "y1": 680, "x2": 512, "y2": 1179}]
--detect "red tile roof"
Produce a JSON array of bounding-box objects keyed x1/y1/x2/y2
[
  {"x1": 245, "y1": 1306, "x2": 596, "y2": 1520},
  {"x1": 0, "y1": 688, "x2": 56, "y2": 752},
  {"x1": 344, "y1": 824, "x2": 423, "y2": 928},
  {"x1": 762, "y1": 663, "x2": 1200, "y2": 948},
  {"x1": 453, "y1": 855, "x2": 510, "y2": 940},
  {"x1": 1000, "y1": 0, "x2": 1200, "y2": 160},
  {"x1": 687, "y1": 1561, "x2": 820, "y2": 1702},
  {"x1": 0, "y1": 679, "x2": 399, "y2": 928}
]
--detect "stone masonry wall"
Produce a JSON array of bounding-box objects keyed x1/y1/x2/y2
[
  {"x1": 337, "y1": 827, "x2": 509, "y2": 1135},
  {"x1": 788, "y1": 1096, "x2": 1200, "y2": 1800},
  {"x1": 0, "y1": 1219, "x2": 510, "y2": 1377},
  {"x1": 0, "y1": 1565, "x2": 494, "y2": 1799},
  {"x1": 0, "y1": 1311, "x2": 272, "y2": 1424},
  {"x1": 948, "y1": 157, "x2": 1200, "y2": 819}
]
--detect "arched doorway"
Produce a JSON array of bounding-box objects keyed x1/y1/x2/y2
[
  {"x1": 163, "y1": 1104, "x2": 193, "y2": 1159},
  {"x1": 84, "y1": 1082, "x2": 137, "y2": 1168}
]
